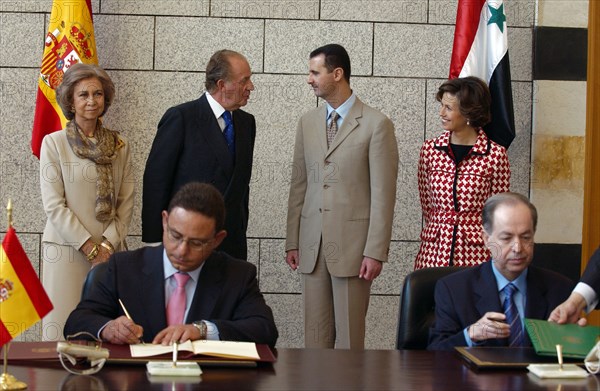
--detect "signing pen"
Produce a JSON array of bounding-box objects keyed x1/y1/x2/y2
[{"x1": 118, "y1": 298, "x2": 145, "y2": 344}]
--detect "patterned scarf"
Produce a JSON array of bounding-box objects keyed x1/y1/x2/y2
[{"x1": 65, "y1": 120, "x2": 119, "y2": 222}]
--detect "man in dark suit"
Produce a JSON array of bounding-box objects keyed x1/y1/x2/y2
[
  {"x1": 428, "y1": 192, "x2": 574, "y2": 351},
  {"x1": 65, "y1": 182, "x2": 277, "y2": 346},
  {"x1": 549, "y1": 247, "x2": 600, "y2": 326},
  {"x1": 142, "y1": 49, "x2": 255, "y2": 260}
]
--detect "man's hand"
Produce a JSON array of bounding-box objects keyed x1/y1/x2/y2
[
  {"x1": 548, "y1": 292, "x2": 588, "y2": 326},
  {"x1": 100, "y1": 316, "x2": 144, "y2": 344},
  {"x1": 286, "y1": 250, "x2": 299, "y2": 271},
  {"x1": 359, "y1": 257, "x2": 382, "y2": 281},
  {"x1": 468, "y1": 312, "x2": 510, "y2": 342},
  {"x1": 153, "y1": 325, "x2": 201, "y2": 345}
]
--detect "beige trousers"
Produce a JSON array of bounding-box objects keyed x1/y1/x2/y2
[{"x1": 302, "y1": 242, "x2": 372, "y2": 349}]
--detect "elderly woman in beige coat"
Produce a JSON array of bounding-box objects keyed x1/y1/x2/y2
[{"x1": 39, "y1": 63, "x2": 134, "y2": 341}]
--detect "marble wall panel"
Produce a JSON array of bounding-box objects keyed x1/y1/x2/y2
[
  {"x1": 0, "y1": 68, "x2": 44, "y2": 233},
  {"x1": 264, "y1": 20, "x2": 373, "y2": 75},
  {"x1": 374, "y1": 24, "x2": 454, "y2": 79},
  {"x1": 211, "y1": 0, "x2": 318, "y2": 19},
  {"x1": 321, "y1": 0, "x2": 427, "y2": 23},
  {"x1": 351, "y1": 77, "x2": 426, "y2": 241},
  {"x1": 508, "y1": 27, "x2": 533, "y2": 82},
  {"x1": 264, "y1": 293, "x2": 303, "y2": 348},
  {"x1": 0, "y1": 0, "x2": 53, "y2": 12},
  {"x1": 509, "y1": 81, "x2": 533, "y2": 197},
  {"x1": 95, "y1": 14, "x2": 154, "y2": 70},
  {"x1": 0, "y1": 12, "x2": 44, "y2": 67},
  {"x1": 155, "y1": 17, "x2": 264, "y2": 72},
  {"x1": 537, "y1": 0, "x2": 589, "y2": 28},
  {"x1": 365, "y1": 295, "x2": 400, "y2": 349},
  {"x1": 259, "y1": 239, "x2": 301, "y2": 294},
  {"x1": 245, "y1": 74, "x2": 316, "y2": 239},
  {"x1": 101, "y1": 0, "x2": 209, "y2": 16}
]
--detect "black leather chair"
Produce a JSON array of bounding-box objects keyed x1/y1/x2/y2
[
  {"x1": 396, "y1": 266, "x2": 464, "y2": 350},
  {"x1": 80, "y1": 261, "x2": 109, "y2": 300}
]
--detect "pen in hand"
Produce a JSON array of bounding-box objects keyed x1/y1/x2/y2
[{"x1": 118, "y1": 298, "x2": 145, "y2": 344}]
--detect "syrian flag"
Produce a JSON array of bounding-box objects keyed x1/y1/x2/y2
[{"x1": 449, "y1": 0, "x2": 515, "y2": 149}]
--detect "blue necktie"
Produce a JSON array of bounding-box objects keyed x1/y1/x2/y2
[
  {"x1": 503, "y1": 283, "x2": 524, "y2": 346},
  {"x1": 222, "y1": 111, "x2": 235, "y2": 158}
]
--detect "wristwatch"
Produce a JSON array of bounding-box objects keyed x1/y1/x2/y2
[{"x1": 192, "y1": 320, "x2": 207, "y2": 340}]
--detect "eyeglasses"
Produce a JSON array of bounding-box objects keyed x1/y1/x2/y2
[{"x1": 165, "y1": 225, "x2": 214, "y2": 252}]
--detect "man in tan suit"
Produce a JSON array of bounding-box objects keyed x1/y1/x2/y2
[{"x1": 286, "y1": 44, "x2": 399, "y2": 349}]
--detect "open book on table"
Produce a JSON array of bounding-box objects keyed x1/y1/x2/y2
[{"x1": 130, "y1": 340, "x2": 259, "y2": 360}]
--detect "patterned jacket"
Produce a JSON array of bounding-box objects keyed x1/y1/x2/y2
[{"x1": 414, "y1": 129, "x2": 510, "y2": 269}]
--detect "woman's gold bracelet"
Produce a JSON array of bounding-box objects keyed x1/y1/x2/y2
[
  {"x1": 86, "y1": 244, "x2": 100, "y2": 261},
  {"x1": 100, "y1": 240, "x2": 114, "y2": 254}
]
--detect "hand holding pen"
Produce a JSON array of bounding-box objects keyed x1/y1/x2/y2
[
  {"x1": 98, "y1": 299, "x2": 145, "y2": 345},
  {"x1": 118, "y1": 299, "x2": 145, "y2": 344}
]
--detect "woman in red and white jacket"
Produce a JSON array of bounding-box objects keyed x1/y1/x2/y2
[{"x1": 414, "y1": 77, "x2": 510, "y2": 269}]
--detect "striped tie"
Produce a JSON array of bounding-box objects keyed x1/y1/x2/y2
[{"x1": 502, "y1": 283, "x2": 524, "y2": 346}]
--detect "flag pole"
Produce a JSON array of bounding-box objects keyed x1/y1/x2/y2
[
  {"x1": 6, "y1": 198, "x2": 12, "y2": 229},
  {"x1": 0, "y1": 199, "x2": 27, "y2": 390}
]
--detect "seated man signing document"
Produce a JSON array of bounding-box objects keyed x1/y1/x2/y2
[
  {"x1": 65, "y1": 182, "x2": 278, "y2": 346},
  {"x1": 428, "y1": 192, "x2": 574, "y2": 351}
]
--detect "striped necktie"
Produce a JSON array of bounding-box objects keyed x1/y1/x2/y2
[{"x1": 502, "y1": 283, "x2": 524, "y2": 346}]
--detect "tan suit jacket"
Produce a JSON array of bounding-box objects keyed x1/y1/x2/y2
[
  {"x1": 40, "y1": 130, "x2": 135, "y2": 249},
  {"x1": 286, "y1": 97, "x2": 398, "y2": 277}
]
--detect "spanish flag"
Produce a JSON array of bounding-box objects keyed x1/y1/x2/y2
[
  {"x1": 30, "y1": 0, "x2": 98, "y2": 158},
  {"x1": 0, "y1": 227, "x2": 53, "y2": 347},
  {"x1": 449, "y1": 0, "x2": 515, "y2": 149}
]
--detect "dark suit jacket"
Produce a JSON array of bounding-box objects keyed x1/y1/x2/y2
[
  {"x1": 142, "y1": 93, "x2": 256, "y2": 259},
  {"x1": 581, "y1": 247, "x2": 600, "y2": 298},
  {"x1": 64, "y1": 246, "x2": 278, "y2": 346},
  {"x1": 428, "y1": 261, "x2": 574, "y2": 351}
]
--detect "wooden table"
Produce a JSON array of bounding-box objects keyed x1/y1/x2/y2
[{"x1": 6, "y1": 348, "x2": 600, "y2": 390}]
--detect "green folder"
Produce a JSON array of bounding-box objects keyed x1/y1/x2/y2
[{"x1": 524, "y1": 318, "x2": 600, "y2": 359}]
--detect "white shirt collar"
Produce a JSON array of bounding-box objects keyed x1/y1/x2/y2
[
  {"x1": 326, "y1": 92, "x2": 356, "y2": 122},
  {"x1": 205, "y1": 91, "x2": 228, "y2": 120}
]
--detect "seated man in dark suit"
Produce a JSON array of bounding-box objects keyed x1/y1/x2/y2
[
  {"x1": 549, "y1": 247, "x2": 600, "y2": 326},
  {"x1": 65, "y1": 182, "x2": 278, "y2": 346},
  {"x1": 428, "y1": 192, "x2": 574, "y2": 351}
]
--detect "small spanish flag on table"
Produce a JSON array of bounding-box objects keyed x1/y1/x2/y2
[{"x1": 0, "y1": 227, "x2": 53, "y2": 347}]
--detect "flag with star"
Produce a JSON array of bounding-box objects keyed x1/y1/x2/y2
[
  {"x1": 449, "y1": 0, "x2": 515, "y2": 148},
  {"x1": 30, "y1": 0, "x2": 98, "y2": 158}
]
